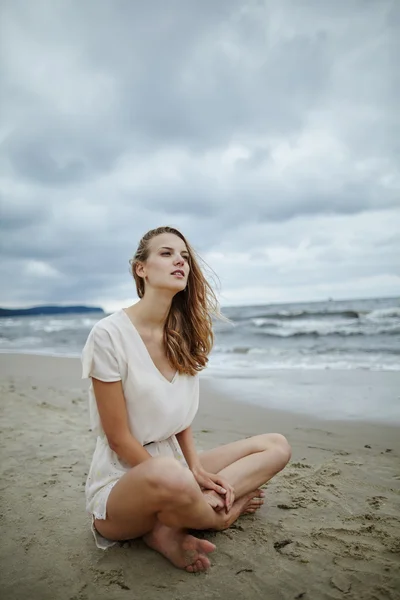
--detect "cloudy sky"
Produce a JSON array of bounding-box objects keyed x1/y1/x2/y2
[{"x1": 1, "y1": 0, "x2": 399, "y2": 311}]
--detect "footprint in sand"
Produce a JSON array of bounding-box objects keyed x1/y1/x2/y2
[
  {"x1": 273, "y1": 539, "x2": 309, "y2": 562},
  {"x1": 367, "y1": 496, "x2": 387, "y2": 510},
  {"x1": 277, "y1": 496, "x2": 308, "y2": 510},
  {"x1": 311, "y1": 527, "x2": 373, "y2": 560},
  {"x1": 317, "y1": 465, "x2": 341, "y2": 477},
  {"x1": 282, "y1": 462, "x2": 312, "y2": 481},
  {"x1": 94, "y1": 568, "x2": 130, "y2": 590},
  {"x1": 273, "y1": 539, "x2": 293, "y2": 552}
]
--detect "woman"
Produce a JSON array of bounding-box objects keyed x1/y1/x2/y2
[{"x1": 82, "y1": 226, "x2": 291, "y2": 573}]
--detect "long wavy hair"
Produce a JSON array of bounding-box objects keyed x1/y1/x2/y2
[{"x1": 129, "y1": 226, "x2": 224, "y2": 376}]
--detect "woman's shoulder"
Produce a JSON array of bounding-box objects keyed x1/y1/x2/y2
[
  {"x1": 85, "y1": 311, "x2": 126, "y2": 347},
  {"x1": 81, "y1": 312, "x2": 124, "y2": 380},
  {"x1": 90, "y1": 310, "x2": 124, "y2": 334}
]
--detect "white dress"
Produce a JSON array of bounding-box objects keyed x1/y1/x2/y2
[{"x1": 81, "y1": 309, "x2": 199, "y2": 549}]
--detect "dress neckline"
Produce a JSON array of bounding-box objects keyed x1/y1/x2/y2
[{"x1": 120, "y1": 309, "x2": 179, "y2": 385}]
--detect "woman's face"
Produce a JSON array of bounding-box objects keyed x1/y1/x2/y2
[{"x1": 139, "y1": 233, "x2": 190, "y2": 294}]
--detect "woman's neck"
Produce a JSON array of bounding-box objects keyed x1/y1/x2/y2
[{"x1": 127, "y1": 289, "x2": 174, "y2": 332}]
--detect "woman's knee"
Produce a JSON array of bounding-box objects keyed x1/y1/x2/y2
[
  {"x1": 143, "y1": 457, "x2": 196, "y2": 501},
  {"x1": 255, "y1": 433, "x2": 291, "y2": 467},
  {"x1": 266, "y1": 433, "x2": 292, "y2": 468}
]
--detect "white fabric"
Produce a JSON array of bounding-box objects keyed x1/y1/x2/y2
[{"x1": 81, "y1": 309, "x2": 199, "y2": 549}]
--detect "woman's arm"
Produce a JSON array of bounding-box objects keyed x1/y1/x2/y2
[
  {"x1": 92, "y1": 378, "x2": 152, "y2": 467},
  {"x1": 175, "y1": 426, "x2": 201, "y2": 470},
  {"x1": 176, "y1": 426, "x2": 234, "y2": 511}
]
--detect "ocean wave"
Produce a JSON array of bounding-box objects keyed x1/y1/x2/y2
[
  {"x1": 213, "y1": 344, "x2": 400, "y2": 356},
  {"x1": 234, "y1": 309, "x2": 361, "y2": 321},
  {"x1": 32, "y1": 317, "x2": 99, "y2": 332},
  {"x1": 213, "y1": 345, "x2": 252, "y2": 354},
  {"x1": 254, "y1": 326, "x2": 400, "y2": 338},
  {"x1": 365, "y1": 307, "x2": 400, "y2": 320},
  {"x1": 232, "y1": 305, "x2": 400, "y2": 324},
  {"x1": 250, "y1": 318, "x2": 279, "y2": 328},
  {"x1": 1, "y1": 298, "x2": 397, "y2": 372},
  {"x1": 0, "y1": 335, "x2": 44, "y2": 346}
]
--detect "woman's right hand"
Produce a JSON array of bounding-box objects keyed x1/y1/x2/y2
[
  {"x1": 191, "y1": 466, "x2": 235, "y2": 512},
  {"x1": 202, "y1": 489, "x2": 226, "y2": 511}
]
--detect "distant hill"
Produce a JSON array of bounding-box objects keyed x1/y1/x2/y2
[{"x1": 0, "y1": 305, "x2": 105, "y2": 317}]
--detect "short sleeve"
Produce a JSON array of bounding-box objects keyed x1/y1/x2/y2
[{"x1": 81, "y1": 325, "x2": 121, "y2": 382}]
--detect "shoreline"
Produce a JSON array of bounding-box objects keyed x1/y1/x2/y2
[
  {"x1": 1, "y1": 352, "x2": 399, "y2": 426},
  {"x1": 1, "y1": 353, "x2": 399, "y2": 599}
]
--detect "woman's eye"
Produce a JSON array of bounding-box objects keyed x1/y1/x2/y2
[{"x1": 161, "y1": 251, "x2": 188, "y2": 260}]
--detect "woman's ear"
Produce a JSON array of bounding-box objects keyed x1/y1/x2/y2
[{"x1": 136, "y1": 262, "x2": 145, "y2": 278}]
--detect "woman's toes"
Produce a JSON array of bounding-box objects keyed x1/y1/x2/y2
[
  {"x1": 186, "y1": 558, "x2": 205, "y2": 573},
  {"x1": 199, "y1": 554, "x2": 211, "y2": 570},
  {"x1": 199, "y1": 539, "x2": 216, "y2": 554},
  {"x1": 250, "y1": 497, "x2": 264, "y2": 505},
  {"x1": 240, "y1": 492, "x2": 265, "y2": 515}
]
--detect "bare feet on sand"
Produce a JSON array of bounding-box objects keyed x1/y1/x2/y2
[
  {"x1": 209, "y1": 489, "x2": 265, "y2": 531},
  {"x1": 143, "y1": 490, "x2": 264, "y2": 572},
  {"x1": 241, "y1": 489, "x2": 265, "y2": 514},
  {"x1": 143, "y1": 521, "x2": 215, "y2": 573},
  {"x1": 203, "y1": 488, "x2": 265, "y2": 515}
]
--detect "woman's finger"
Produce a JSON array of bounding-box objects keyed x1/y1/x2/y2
[
  {"x1": 206, "y1": 477, "x2": 226, "y2": 494},
  {"x1": 200, "y1": 476, "x2": 224, "y2": 495},
  {"x1": 211, "y1": 481, "x2": 226, "y2": 495},
  {"x1": 211, "y1": 476, "x2": 228, "y2": 493},
  {"x1": 219, "y1": 481, "x2": 231, "y2": 499},
  {"x1": 225, "y1": 486, "x2": 235, "y2": 511}
]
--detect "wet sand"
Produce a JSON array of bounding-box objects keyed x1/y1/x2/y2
[{"x1": 0, "y1": 354, "x2": 399, "y2": 600}]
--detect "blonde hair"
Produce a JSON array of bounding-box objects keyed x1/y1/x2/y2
[{"x1": 129, "y1": 226, "x2": 224, "y2": 376}]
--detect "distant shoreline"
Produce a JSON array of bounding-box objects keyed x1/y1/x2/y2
[{"x1": 0, "y1": 305, "x2": 105, "y2": 317}]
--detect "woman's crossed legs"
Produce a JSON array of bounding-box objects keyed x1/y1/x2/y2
[{"x1": 94, "y1": 433, "x2": 291, "y2": 573}]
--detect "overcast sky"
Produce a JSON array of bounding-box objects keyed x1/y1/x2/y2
[{"x1": 1, "y1": 0, "x2": 399, "y2": 311}]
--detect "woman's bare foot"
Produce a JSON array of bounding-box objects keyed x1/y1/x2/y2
[
  {"x1": 143, "y1": 520, "x2": 216, "y2": 573},
  {"x1": 241, "y1": 489, "x2": 265, "y2": 515},
  {"x1": 211, "y1": 491, "x2": 260, "y2": 530}
]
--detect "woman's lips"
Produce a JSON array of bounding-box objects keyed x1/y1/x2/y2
[{"x1": 171, "y1": 269, "x2": 184, "y2": 277}]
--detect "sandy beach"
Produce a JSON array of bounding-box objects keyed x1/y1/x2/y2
[{"x1": 0, "y1": 354, "x2": 399, "y2": 600}]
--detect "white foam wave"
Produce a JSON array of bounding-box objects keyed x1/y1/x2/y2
[{"x1": 365, "y1": 307, "x2": 400, "y2": 321}]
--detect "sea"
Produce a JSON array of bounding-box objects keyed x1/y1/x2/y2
[
  {"x1": 0, "y1": 297, "x2": 399, "y2": 374},
  {"x1": 1, "y1": 297, "x2": 399, "y2": 423}
]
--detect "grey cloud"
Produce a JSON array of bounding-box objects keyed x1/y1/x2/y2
[
  {"x1": 0, "y1": 0, "x2": 399, "y2": 306},
  {"x1": 0, "y1": 198, "x2": 47, "y2": 234},
  {"x1": 2, "y1": 117, "x2": 125, "y2": 186}
]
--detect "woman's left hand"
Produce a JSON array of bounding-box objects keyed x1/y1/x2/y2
[{"x1": 192, "y1": 467, "x2": 235, "y2": 512}]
